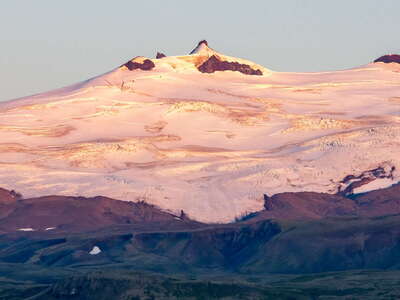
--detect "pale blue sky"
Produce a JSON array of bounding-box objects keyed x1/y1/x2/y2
[{"x1": 1, "y1": 0, "x2": 399, "y2": 101}]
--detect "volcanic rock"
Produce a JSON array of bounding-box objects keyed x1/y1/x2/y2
[
  {"x1": 122, "y1": 58, "x2": 155, "y2": 71},
  {"x1": 374, "y1": 54, "x2": 400, "y2": 64},
  {"x1": 189, "y1": 40, "x2": 209, "y2": 54},
  {"x1": 156, "y1": 52, "x2": 166, "y2": 59},
  {"x1": 337, "y1": 166, "x2": 395, "y2": 196},
  {"x1": 198, "y1": 55, "x2": 263, "y2": 75}
]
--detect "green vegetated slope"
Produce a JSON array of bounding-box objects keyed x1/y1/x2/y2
[
  {"x1": 1, "y1": 267, "x2": 400, "y2": 299},
  {"x1": 1, "y1": 215, "x2": 400, "y2": 299},
  {"x1": 2, "y1": 215, "x2": 400, "y2": 274}
]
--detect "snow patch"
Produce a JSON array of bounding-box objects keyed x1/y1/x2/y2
[
  {"x1": 353, "y1": 178, "x2": 396, "y2": 194},
  {"x1": 89, "y1": 246, "x2": 101, "y2": 255},
  {"x1": 17, "y1": 228, "x2": 35, "y2": 232},
  {"x1": 45, "y1": 227, "x2": 56, "y2": 231}
]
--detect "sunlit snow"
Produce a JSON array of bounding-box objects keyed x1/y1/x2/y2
[
  {"x1": 353, "y1": 178, "x2": 395, "y2": 194},
  {"x1": 1, "y1": 42, "x2": 400, "y2": 222}
]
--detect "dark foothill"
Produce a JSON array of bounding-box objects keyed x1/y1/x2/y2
[{"x1": 0, "y1": 192, "x2": 202, "y2": 233}]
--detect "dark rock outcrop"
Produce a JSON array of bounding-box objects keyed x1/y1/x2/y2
[
  {"x1": 122, "y1": 59, "x2": 155, "y2": 71},
  {"x1": 198, "y1": 39, "x2": 208, "y2": 47},
  {"x1": 197, "y1": 55, "x2": 263, "y2": 75},
  {"x1": 337, "y1": 166, "x2": 395, "y2": 196},
  {"x1": 374, "y1": 54, "x2": 400, "y2": 64},
  {"x1": 156, "y1": 52, "x2": 166, "y2": 59},
  {"x1": 189, "y1": 40, "x2": 209, "y2": 54}
]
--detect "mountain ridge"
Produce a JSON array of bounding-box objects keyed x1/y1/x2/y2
[{"x1": 1, "y1": 182, "x2": 400, "y2": 234}]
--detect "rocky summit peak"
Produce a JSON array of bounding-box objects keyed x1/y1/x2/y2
[
  {"x1": 189, "y1": 40, "x2": 215, "y2": 55},
  {"x1": 198, "y1": 40, "x2": 208, "y2": 46}
]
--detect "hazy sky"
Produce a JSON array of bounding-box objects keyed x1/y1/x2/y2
[{"x1": 1, "y1": 0, "x2": 400, "y2": 101}]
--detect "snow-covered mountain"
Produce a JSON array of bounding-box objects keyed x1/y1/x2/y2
[{"x1": 1, "y1": 41, "x2": 400, "y2": 222}]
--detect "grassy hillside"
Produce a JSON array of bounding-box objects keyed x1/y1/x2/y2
[{"x1": 1, "y1": 266, "x2": 400, "y2": 299}]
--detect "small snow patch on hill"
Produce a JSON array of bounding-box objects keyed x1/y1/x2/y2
[
  {"x1": 89, "y1": 246, "x2": 101, "y2": 255},
  {"x1": 17, "y1": 228, "x2": 35, "y2": 232}
]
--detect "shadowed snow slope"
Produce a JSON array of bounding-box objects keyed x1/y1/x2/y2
[{"x1": 1, "y1": 41, "x2": 400, "y2": 222}]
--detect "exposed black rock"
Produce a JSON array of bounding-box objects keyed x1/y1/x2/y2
[
  {"x1": 374, "y1": 54, "x2": 400, "y2": 64},
  {"x1": 198, "y1": 39, "x2": 208, "y2": 46},
  {"x1": 156, "y1": 52, "x2": 166, "y2": 59},
  {"x1": 179, "y1": 209, "x2": 190, "y2": 221},
  {"x1": 122, "y1": 59, "x2": 155, "y2": 71},
  {"x1": 337, "y1": 166, "x2": 395, "y2": 196},
  {"x1": 197, "y1": 55, "x2": 263, "y2": 75}
]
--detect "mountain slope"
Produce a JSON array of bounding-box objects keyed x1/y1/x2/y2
[{"x1": 1, "y1": 41, "x2": 400, "y2": 222}]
